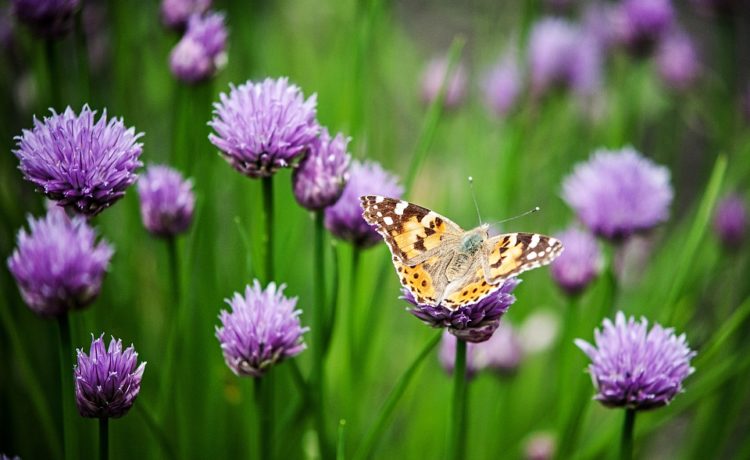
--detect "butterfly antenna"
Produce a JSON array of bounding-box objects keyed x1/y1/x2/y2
[
  {"x1": 468, "y1": 176, "x2": 483, "y2": 225},
  {"x1": 493, "y1": 206, "x2": 541, "y2": 226}
]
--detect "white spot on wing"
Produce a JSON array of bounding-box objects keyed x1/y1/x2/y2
[
  {"x1": 527, "y1": 252, "x2": 537, "y2": 260},
  {"x1": 421, "y1": 211, "x2": 437, "y2": 226},
  {"x1": 395, "y1": 201, "x2": 408, "y2": 215},
  {"x1": 377, "y1": 211, "x2": 383, "y2": 217},
  {"x1": 529, "y1": 234, "x2": 540, "y2": 249},
  {"x1": 375, "y1": 196, "x2": 385, "y2": 203},
  {"x1": 384, "y1": 216, "x2": 394, "y2": 226}
]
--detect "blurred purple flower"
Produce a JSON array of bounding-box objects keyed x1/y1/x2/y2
[
  {"x1": 481, "y1": 53, "x2": 521, "y2": 118},
  {"x1": 519, "y1": 310, "x2": 560, "y2": 354},
  {"x1": 657, "y1": 31, "x2": 700, "y2": 90},
  {"x1": 11, "y1": 0, "x2": 79, "y2": 37},
  {"x1": 0, "y1": 454, "x2": 21, "y2": 460},
  {"x1": 169, "y1": 11, "x2": 227, "y2": 83},
  {"x1": 137, "y1": 165, "x2": 195, "y2": 238},
  {"x1": 551, "y1": 226, "x2": 602, "y2": 296},
  {"x1": 14, "y1": 105, "x2": 144, "y2": 216},
  {"x1": 576, "y1": 312, "x2": 695, "y2": 410},
  {"x1": 420, "y1": 57, "x2": 468, "y2": 109},
  {"x1": 209, "y1": 77, "x2": 319, "y2": 178},
  {"x1": 161, "y1": 0, "x2": 210, "y2": 30},
  {"x1": 292, "y1": 128, "x2": 351, "y2": 211},
  {"x1": 216, "y1": 281, "x2": 308, "y2": 378},
  {"x1": 7, "y1": 207, "x2": 113, "y2": 317},
  {"x1": 524, "y1": 432, "x2": 556, "y2": 460},
  {"x1": 326, "y1": 160, "x2": 402, "y2": 248},
  {"x1": 438, "y1": 331, "x2": 482, "y2": 378},
  {"x1": 74, "y1": 334, "x2": 146, "y2": 418},
  {"x1": 562, "y1": 147, "x2": 673, "y2": 241},
  {"x1": 476, "y1": 322, "x2": 523, "y2": 374},
  {"x1": 404, "y1": 278, "x2": 520, "y2": 343},
  {"x1": 615, "y1": 0, "x2": 674, "y2": 56},
  {"x1": 713, "y1": 193, "x2": 746, "y2": 249},
  {"x1": 528, "y1": 18, "x2": 603, "y2": 98}
]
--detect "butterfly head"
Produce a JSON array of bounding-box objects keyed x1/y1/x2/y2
[{"x1": 461, "y1": 224, "x2": 490, "y2": 254}]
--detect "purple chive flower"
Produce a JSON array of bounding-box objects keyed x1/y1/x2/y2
[
  {"x1": 74, "y1": 334, "x2": 146, "y2": 418},
  {"x1": 161, "y1": 0, "x2": 211, "y2": 30},
  {"x1": 7, "y1": 207, "x2": 113, "y2": 317},
  {"x1": 11, "y1": 0, "x2": 79, "y2": 37},
  {"x1": 14, "y1": 105, "x2": 144, "y2": 216},
  {"x1": 524, "y1": 432, "x2": 556, "y2": 460},
  {"x1": 657, "y1": 31, "x2": 700, "y2": 90},
  {"x1": 326, "y1": 159, "x2": 403, "y2": 248},
  {"x1": 439, "y1": 331, "x2": 482, "y2": 378},
  {"x1": 209, "y1": 77, "x2": 319, "y2": 179},
  {"x1": 562, "y1": 147, "x2": 673, "y2": 241},
  {"x1": 137, "y1": 165, "x2": 195, "y2": 238},
  {"x1": 615, "y1": 0, "x2": 674, "y2": 56},
  {"x1": 481, "y1": 53, "x2": 522, "y2": 118},
  {"x1": 292, "y1": 128, "x2": 351, "y2": 211},
  {"x1": 576, "y1": 312, "x2": 695, "y2": 410},
  {"x1": 713, "y1": 193, "x2": 747, "y2": 248},
  {"x1": 404, "y1": 278, "x2": 520, "y2": 343},
  {"x1": 216, "y1": 281, "x2": 308, "y2": 378},
  {"x1": 551, "y1": 226, "x2": 603, "y2": 296},
  {"x1": 169, "y1": 11, "x2": 227, "y2": 84},
  {"x1": 420, "y1": 57, "x2": 468, "y2": 109}
]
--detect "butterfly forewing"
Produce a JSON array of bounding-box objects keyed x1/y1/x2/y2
[
  {"x1": 360, "y1": 195, "x2": 463, "y2": 264},
  {"x1": 485, "y1": 232, "x2": 564, "y2": 282}
]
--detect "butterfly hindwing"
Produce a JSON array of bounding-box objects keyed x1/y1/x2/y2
[
  {"x1": 360, "y1": 195, "x2": 462, "y2": 263},
  {"x1": 442, "y1": 267, "x2": 502, "y2": 308},
  {"x1": 393, "y1": 256, "x2": 440, "y2": 305},
  {"x1": 486, "y1": 232, "x2": 564, "y2": 282}
]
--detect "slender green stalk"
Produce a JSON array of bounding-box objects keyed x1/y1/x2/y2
[
  {"x1": 99, "y1": 418, "x2": 109, "y2": 460},
  {"x1": 45, "y1": 39, "x2": 61, "y2": 108},
  {"x1": 403, "y1": 36, "x2": 465, "y2": 195},
  {"x1": 448, "y1": 338, "x2": 468, "y2": 460},
  {"x1": 353, "y1": 331, "x2": 441, "y2": 460},
  {"x1": 57, "y1": 313, "x2": 76, "y2": 460},
  {"x1": 337, "y1": 420, "x2": 347, "y2": 460},
  {"x1": 158, "y1": 236, "x2": 182, "y2": 418},
  {"x1": 167, "y1": 237, "x2": 180, "y2": 304},
  {"x1": 135, "y1": 402, "x2": 177, "y2": 460},
  {"x1": 323, "y1": 242, "x2": 341, "y2": 354},
  {"x1": 312, "y1": 210, "x2": 332, "y2": 459},
  {"x1": 348, "y1": 247, "x2": 362, "y2": 370},
  {"x1": 0, "y1": 292, "x2": 61, "y2": 455},
  {"x1": 254, "y1": 376, "x2": 273, "y2": 460},
  {"x1": 620, "y1": 409, "x2": 636, "y2": 460},
  {"x1": 262, "y1": 176, "x2": 275, "y2": 282}
]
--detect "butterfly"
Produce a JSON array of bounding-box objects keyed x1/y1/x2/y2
[{"x1": 360, "y1": 195, "x2": 564, "y2": 310}]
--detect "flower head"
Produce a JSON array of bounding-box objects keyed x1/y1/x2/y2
[
  {"x1": 169, "y1": 11, "x2": 227, "y2": 83},
  {"x1": 74, "y1": 334, "x2": 146, "y2": 418},
  {"x1": 481, "y1": 53, "x2": 521, "y2": 118},
  {"x1": 713, "y1": 193, "x2": 746, "y2": 249},
  {"x1": 524, "y1": 432, "x2": 556, "y2": 460},
  {"x1": 12, "y1": 0, "x2": 79, "y2": 37},
  {"x1": 562, "y1": 147, "x2": 673, "y2": 241},
  {"x1": 615, "y1": 0, "x2": 674, "y2": 56},
  {"x1": 657, "y1": 31, "x2": 700, "y2": 90},
  {"x1": 14, "y1": 106, "x2": 144, "y2": 216},
  {"x1": 420, "y1": 57, "x2": 468, "y2": 109},
  {"x1": 161, "y1": 0, "x2": 211, "y2": 30},
  {"x1": 575, "y1": 312, "x2": 695, "y2": 410},
  {"x1": 209, "y1": 77, "x2": 319, "y2": 178},
  {"x1": 292, "y1": 128, "x2": 351, "y2": 210},
  {"x1": 216, "y1": 281, "x2": 308, "y2": 378},
  {"x1": 7, "y1": 207, "x2": 113, "y2": 317},
  {"x1": 137, "y1": 165, "x2": 195, "y2": 238},
  {"x1": 326, "y1": 160, "x2": 402, "y2": 248},
  {"x1": 404, "y1": 278, "x2": 520, "y2": 343},
  {"x1": 551, "y1": 226, "x2": 603, "y2": 296}
]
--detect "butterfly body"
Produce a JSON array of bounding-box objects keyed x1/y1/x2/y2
[{"x1": 360, "y1": 195, "x2": 564, "y2": 310}]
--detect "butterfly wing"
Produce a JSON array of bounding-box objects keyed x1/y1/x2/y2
[
  {"x1": 485, "y1": 232, "x2": 563, "y2": 282},
  {"x1": 360, "y1": 195, "x2": 463, "y2": 264}
]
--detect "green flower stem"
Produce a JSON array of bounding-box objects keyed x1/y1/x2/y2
[
  {"x1": 57, "y1": 313, "x2": 76, "y2": 460},
  {"x1": 322, "y1": 243, "x2": 341, "y2": 355},
  {"x1": 158, "y1": 236, "x2": 181, "y2": 417},
  {"x1": 620, "y1": 409, "x2": 636, "y2": 460},
  {"x1": 348, "y1": 247, "x2": 361, "y2": 370},
  {"x1": 403, "y1": 36, "x2": 465, "y2": 195},
  {"x1": 353, "y1": 331, "x2": 441, "y2": 460},
  {"x1": 313, "y1": 210, "x2": 332, "y2": 459},
  {"x1": 448, "y1": 338, "x2": 468, "y2": 460},
  {"x1": 254, "y1": 375, "x2": 274, "y2": 460},
  {"x1": 45, "y1": 39, "x2": 61, "y2": 108},
  {"x1": 262, "y1": 176, "x2": 275, "y2": 282},
  {"x1": 337, "y1": 420, "x2": 347, "y2": 460},
  {"x1": 99, "y1": 418, "x2": 109, "y2": 460}
]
